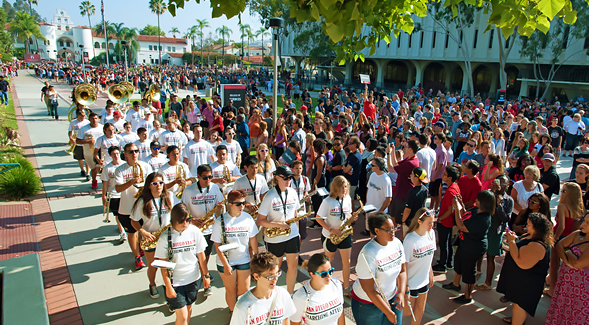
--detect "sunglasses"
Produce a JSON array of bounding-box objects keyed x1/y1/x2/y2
[
  {"x1": 312, "y1": 267, "x2": 335, "y2": 278},
  {"x1": 279, "y1": 175, "x2": 292, "y2": 180},
  {"x1": 151, "y1": 181, "x2": 164, "y2": 186},
  {"x1": 231, "y1": 201, "x2": 246, "y2": 206},
  {"x1": 378, "y1": 226, "x2": 399, "y2": 234},
  {"x1": 334, "y1": 143, "x2": 342, "y2": 146},
  {"x1": 529, "y1": 199, "x2": 539, "y2": 204},
  {"x1": 178, "y1": 217, "x2": 193, "y2": 224},
  {"x1": 260, "y1": 270, "x2": 282, "y2": 281},
  {"x1": 200, "y1": 175, "x2": 213, "y2": 180},
  {"x1": 467, "y1": 143, "x2": 475, "y2": 147},
  {"x1": 151, "y1": 147, "x2": 161, "y2": 150},
  {"x1": 259, "y1": 149, "x2": 269, "y2": 152},
  {"x1": 127, "y1": 149, "x2": 140, "y2": 154},
  {"x1": 227, "y1": 133, "x2": 235, "y2": 136}
]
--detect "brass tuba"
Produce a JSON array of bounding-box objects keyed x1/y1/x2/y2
[
  {"x1": 119, "y1": 81, "x2": 135, "y2": 96},
  {"x1": 264, "y1": 210, "x2": 314, "y2": 238},
  {"x1": 144, "y1": 83, "x2": 161, "y2": 102},
  {"x1": 329, "y1": 195, "x2": 363, "y2": 245},
  {"x1": 133, "y1": 163, "x2": 145, "y2": 198},
  {"x1": 108, "y1": 84, "x2": 129, "y2": 104},
  {"x1": 74, "y1": 83, "x2": 97, "y2": 106},
  {"x1": 140, "y1": 224, "x2": 171, "y2": 251},
  {"x1": 175, "y1": 165, "x2": 186, "y2": 199}
]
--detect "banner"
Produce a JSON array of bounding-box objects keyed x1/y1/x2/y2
[
  {"x1": 24, "y1": 54, "x2": 41, "y2": 63},
  {"x1": 220, "y1": 84, "x2": 247, "y2": 110},
  {"x1": 359, "y1": 74, "x2": 370, "y2": 84},
  {"x1": 497, "y1": 89, "x2": 506, "y2": 104}
]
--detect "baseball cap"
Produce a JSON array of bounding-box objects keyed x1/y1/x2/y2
[
  {"x1": 113, "y1": 110, "x2": 123, "y2": 117},
  {"x1": 300, "y1": 105, "x2": 308, "y2": 111},
  {"x1": 413, "y1": 167, "x2": 430, "y2": 184},
  {"x1": 452, "y1": 111, "x2": 460, "y2": 117},
  {"x1": 275, "y1": 165, "x2": 295, "y2": 178},
  {"x1": 542, "y1": 153, "x2": 555, "y2": 162},
  {"x1": 433, "y1": 121, "x2": 445, "y2": 129},
  {"x1": 150, "y1": 141, "x2": 161, "y2": 148}
]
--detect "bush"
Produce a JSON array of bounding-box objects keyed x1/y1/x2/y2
[{"x1": 0, "y1": 156, "x2": 41, "y2": 200}]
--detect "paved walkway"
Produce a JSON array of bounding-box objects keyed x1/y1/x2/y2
[{"x1": 8, "y1": 69, "x2": 566, "y2": 324}]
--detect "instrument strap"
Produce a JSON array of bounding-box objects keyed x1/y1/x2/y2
[
  {"x1": 220, "y1": 213, "x2": 229, "y2": 259},
  {"x1": 153, "y1": 196, "x2": 163, "y2": 227},
  {"x1": 336, "y1": 197, "x2": 345, "y2": 221},
  {"x1": 301, "y1": 283, "x2": 311, "y2": 322},
  {"x1": 248, "y1": 176, "x2": 258, "y2": 204},
  {"x1": 265, "y1": 291, "x2": 279, "y2": 325},
  {"x1": 292, "y1": 177, "x2": 302, "y2": 200},
  {"x1": 197, "y1": 182, "x2": 210, "y2": 213},
  {"x1": 167, "y1": 227, "x2": 173, "y2": 284},
  {"x1": 277, "y1": 187, "x2": 288, "y2": 220}
]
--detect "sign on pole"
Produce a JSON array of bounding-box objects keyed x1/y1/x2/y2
[
  {"x1": 359, "y1": 74, "x2": 371, "y2": 84},
  {"x1": 220, "y1": 84, "x2": 247, "y2": 110}
]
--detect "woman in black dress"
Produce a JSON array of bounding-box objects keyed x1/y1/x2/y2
[{"x1": 496, "y1": 212, "x2": 554, "y2": 325}]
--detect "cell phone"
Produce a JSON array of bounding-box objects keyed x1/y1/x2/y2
[{"x1": 506, "y1": 224, "x2": 510, "y2": 232}]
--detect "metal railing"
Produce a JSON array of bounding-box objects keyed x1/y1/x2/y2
[{"x1": 0, "y1": 163, "x2": 21, "y2": 174}]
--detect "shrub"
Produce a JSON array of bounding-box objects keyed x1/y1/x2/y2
[{"x1": 0, "y1": 156, "x2": 41, "y2": 200}]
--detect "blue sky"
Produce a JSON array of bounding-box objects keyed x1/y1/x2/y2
[{"x1": 33, "y1": 0, "x2": 264, "y2": 42}]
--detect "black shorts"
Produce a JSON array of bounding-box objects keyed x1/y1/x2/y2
[
  {"x1": 109, "y1": 198, "x2": 120, "y2": 216},
  {"x1": 430, "y1": 179, "x2": 443, "y2": 197},
  {"x1": 454, "y1": 246, "x2": 483, "y2": 284},
  {"x1": 299, "y1": 216, "x2": 308, "y2": 240},
  {"x1": 73, "y1": 145, "x2": 84, "y2": 160},
  {"x1": 409, "y1": 284, "x2": 429, "y2": 298},
  {"x1": 293, "y1": 93, "x2": 300, "y2": 99},
  {"x1": 118, "y1": 214, "x2": 142, "y2": 234},
  {"x1": 390, "y1": 197, "x2": 407, "y2": 225},
  {"x1": 266, "y1": 236, "x2": 300, "y2": 258},
  {"x1": 165, "y1": 279, "x2": 201, "y2": 311},
  {"x1": 204, "y1": 234, "x2": 213, "y2": 257},
  {"x1": 321, "y1": 233, "x2": 352, "y2": 253}
]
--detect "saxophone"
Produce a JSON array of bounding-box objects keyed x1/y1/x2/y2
[
  {"x1": 264, "y1": 210, "x2": 314, "y2": 238},
  {"x1": 140, "y1": 224, "x2": 171, "y2": 251},
  {"x1": 329, "y1": 195, "x2": 363, "y2": 245},
  {"x1": 223, "y1": 165, "x2": 231, "y2": 183},
  {"x1": 133, "y1": 163, "x2": 145, "y2": 198},
  {"x1": 198, "y1": 195, "x2": 227, "y2": 231},
  {"x1": 245, "y1": 203, "x2": 262, "y2": 220},
  {"x1": 175, "y1": 165, "x2": 186, "y2": 199}
]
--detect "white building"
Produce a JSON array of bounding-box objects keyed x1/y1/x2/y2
[
  {"x1": 282, "y1": 11, "x2": 589, "y2": 100},
  {"x1": 11, "y1": 8, "x2": 190, "y2": 66}
]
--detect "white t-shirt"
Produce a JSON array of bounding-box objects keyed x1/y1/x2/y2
[
  {"x1": 159, "y1": 129, "x2": 188, "y2": 153},
  {"x1": 220, "y1": 140, "x2": 243, "y2": 164},
  {"x1": 154, "y1": 224, "x2": 207, "y2": 286},
  {"x1": 416, "y1": 147, "x2": 436, "y2": 179},
  {"x1": 181, "y1": 182, "x2": 224, "y2": 235},
  {"x1": 352, "y1": 237, "x2": 406, "y2": 301},
  {"x1": 114, "y1": 161, "x2": 153, "y2": 215},
  {"x1": 134, "y1": 140, "x2": 151, "y2": 161},
  {"x1": 366, "y1": 172, "x2": 393, "y2": 213},
  {"x1": 137, "y1": 119, "x2": 154, "y2": 136},
  {"x1": 68, "y1": 119, "x2": 89, "y2": 146},
  {"x1": 130, "y1": 196, "x2": 179, "y2": 233},
  {"x1": 120, "y1": 132, "x2": 139, "y2": 148},
  {"x1": 317, "y1": 196, "x2": 353, "y2": 238},
  {"x1": 291, "y1": 278, "x2": 344, "y2": 325},
  {"x1": 258, "y1": 159, "x2": 277, "y2": 182},
  {"x1": 210, "y1": 161, "x2": 241, "y2": 180},
  {"x1": 149, "y1": 128, "x2": 164, "y2": 142},
  {"x1": 232, "y1": 174, "x2": 269, "y2": 205},
  {"x1": 182, "y1": 139, "x2": 215, "y2": 176},
  {"x1": 290, "y1": 176, "x2": 311, "y2": 212},
  {"x1": 143, "y1": 153, "x2": 168, "y2": 171},
  {"x1": 125, "y1": 109, "x2": 144, "y2": 132},
  {"x1": 100, "y1": 161, "x2": 123, "y2": 199},
  {"x1": 94, "y1": 134, "x2": 124, "y2": 165},
  {"x1": 100, "y1": 111, "x2": 114, "y2": 125},
  {"x1": 257, "y1": 187, "x2": 301, "y2": 244},
  {"x1": 211, "y1": 212, "x2": 258, "y2": 266},
  {"x1": 403, "y1": 229, "x2": 436, "y2": 290},
  {"x1": 230, "y1": 287, "x2": 296, "y2": 325},
  {"x1": 158, "y1": 162, "x2": 192, "y2": 196},
  {"x1": 106, "y1": 118, "x2": 125, "y2": 133},
  {"x1": 512, "y1": 180, "x2": 543, "y2": 214}
]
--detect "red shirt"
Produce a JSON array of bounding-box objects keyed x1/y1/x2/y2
[
  {"x1": 457, "y1": 175, "x2": 482, "y2": 207},
  {"x1": 439, "y1": 183, "x2": 460, "y2": 227},
  {"x1": 364, "y1": 101, "x2": 376, "y2": 121},
  {"x1": 212, "y1": 116, "x2": 224, "y2": 131},
  {"x1": 393, "y1": 156, "x2": 419, "y2": 201}
]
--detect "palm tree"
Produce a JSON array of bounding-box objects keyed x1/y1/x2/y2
[
  {"x1": 26, "y1": 0, "x2": 38, "y2": 15},
  {"x1": 79, "y1": 1, "x2": 96, "y2": 58},
  {"x1": 195, "y1": 18, "x2": 210, "y2": 67},
  {"x1": 149, "y1": 0, "x2": 166, "y2": 64},
  {"x1": 247, "y1": 29, "x2": 255, "y2": 60},
  {"x1": 257, "y1": 27, "x2": 270, "y2": 68},
  {"x1": 169, "y1": 27, "x2": 180, "y2": 38},
  {"x1": 8, "y1": 11, "x2": 45, "y2": 55},
  {"x1": 238, "y1": 23, "x2": 250, "y2": 67},
  {"x1": 111, "y1": 22, "x2": 125, "y2": 62},
  {"x1": 184, "y1": 26, "x2": 198, "y2": 65},
  {"x1": 215, "y1": 25, "x2": 232, "y2": 67},
  {"x1": 121, "y1": 27, "x2": 140, "y2": 63}
]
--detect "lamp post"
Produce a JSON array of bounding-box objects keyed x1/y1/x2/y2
[
  {"x1": 269, "y1": 17, "x2": 283, "y2": 131},
  {"x1": 121, "y1": 40, "x2": 128, "y2": 81},
  {"x1": 79, "y1": 44, "x2": 86, "y2": 81}
]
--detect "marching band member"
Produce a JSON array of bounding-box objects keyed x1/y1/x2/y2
[
  {"x1": 291, "y1": 160, "x2": 312, "y2": 258},
  {"x1": 182, "y1": 124, "x2": 215, "y2": 177},
  {"x1": 77, "y1": 112, "x2": 104, "y2": 189},
  {"x1": 402, "y1": 208, "x2": 436, "y2": 325},
  {"x1": 68, "y1": 109, "x2": 89, "y2": 178},
  {"x1": 137, "y1": 110, "x2": 154, "y2": 136},
  {"x1": 365, "y1": 157, "x2": 393, "y2": 233},
  {"x1": 232, "y1": 156, "x2": 269, "y2": 214},
  {"x1": 211, "y1": 190, "x2": 259, "y2": 312},
  {"x1": 181, "y1": 164, "x2": 224, "y2": 297},
  {"x1": 149, "y1": 119, "x2": 164, "y2": 142},
  {"x1": 158, "y1": 145, "x2": 192, "y2": 197},
  {"x1": 131, "y1": 172, "x2": 176, "y2": 299},
  {"x1": 115, "y1": 143, "x2": 153, "y2": 270},
  {"x1": 291, "y1": 253, "x2": 345, "y2": 325},
  {"x1": 125, "y1": 101, "x2": 144, "y2": 132},
  {"x1": 101, "y1": 146, "x2": 125, "y2": 242},
  {"x1": 256, "y1": 143, "x2": 276, "y2": 182},
  {"x1": 210, "y1": 145, "x2": 241, "y2": 184},
  {"x1": 120, "y1": 122, "x2": 139, "y2": 147},
  {"x1": 106, "y1": 110, "x2": 125, "y2": 133},
  {"x1": 159, "y1": 117, "x2": 188, "y2": 155},
  {"x1": 230, "y1": 252, "x2": 296, "y2": 325},
  {"x1": 256, "y1": 165, "x2": 301, "y2": 294},
  {"x1": 315, "y1": 175, "x2": 356, "y2": 296},
  {"x1": 221, "y1": 126, "x2": 243, "y2": 167},
  {"x1": 94, "y1": 122, "x2": 124, "y2": 166},
  {"x1": 155, "y1": 203, "x2": 211, "y2": 324},
  {"x1": 351, "y1": 213, "x2": 407, "y2": 325},
  {"x1": 134, "y1": 127, "x2": 152, "y2": 161},
  {"x1": 143, "y1": 141, "x2": 168, "y2": 171}
]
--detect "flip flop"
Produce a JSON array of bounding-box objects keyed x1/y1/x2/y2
[
  {"x1": 500, "y1": 295, "x2": 509, "y2": 303},
  {"x1": 502, "y1": 317, "x2": 512, "y2": 324}
]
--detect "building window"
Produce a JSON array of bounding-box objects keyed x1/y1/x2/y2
[
  {"x1": 167, "y1": 46, "x2": 171, "y2": 51},
  {"x1": 143, "y1": 59, "x2": 146, "y2": 63},
  {"x1": 58, "y1": 18, "x2": 61, "y2": 22},
  {"x1": 432, "y1": 31, "x2": 436, "y2": 48},
  {"x1": 473, "y1": 30, "x2": 478, "y2": 48},
  {"x1": 445, "y1": 32, "x2": 449, "y2": 48},
  {"x1": 183, "y1": 48, "x2": 186, "y2": 53},
  {"x1": 108, "y1": 43, "x2": 114, "y2": 49},
  {"x1": 420, "y1": 32, "x2": 424, "y2": 48},
  {"x1": 66, "y1": 26, "x2": 69, "y2": 31},
  {"x1": 159, "y1": 46, "x2": 162, "y2": 51},
  {"x1": 64, "y1": 18, "x2": 67, "y2": 23},
  {"x1": 59, "y1": 41, "x2": 64, "y2": 47},
  {"x1": 172, "y1": 47, "x2": 175, "y2": 52},
  {"x1": 584, "y1": 37, "x2": 589, "y2": 49},
  {"x1": 57, "y1": 25, "x2": 61, "y2": 31},
  {"x1": 102, "y1": 42, "x2": 106, "y2": 49},
  {"x1": 149, "y1": 45, "x2": 153, "y2": 50},
  {"x1": 94, "y1": 42, "x2": 100, "y2": 48},
  {"x1": 66, "y1": 41, "x2": 71, "y2": 47},
  {"x1": 151, "y1": 59, "x2": 154, "y2": 64},
  {"x1": 488, "y1": 29, "x2": 494, "y2": 49},
  {"x1": 408, "y1": 34, "x2": 412, "y2": 48},
  {"x1": 397, "y1": 34, "x2": 401, "y2": 48}
]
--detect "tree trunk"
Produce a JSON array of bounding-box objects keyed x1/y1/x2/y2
[
  {"x1": 496, "y1": 27, "x2": 517, "y2": 90},
  {"x1": 157, "y1": 14, "x2": 161, "y2": 64},
  {"x1": 88, "y1": 17, "x2": 95, "y2": 59}
]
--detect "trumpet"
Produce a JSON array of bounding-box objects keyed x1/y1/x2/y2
[
  {"x1": 198, "y1": 196, "x2": 227, "y2": 231},
  {"x1": 103, "y1": 193, "x2": 111, "y2": 223},
  {"x1": 133, "y1": 163, "x2": 145, "y2": 198},
  {"x1": 329, "y1": 195, "x2": 363, "y2": 245},
  {"x1": 140, "y1": 224, "x2": 171, "y2": 251},
  {"x1": 176, "y1": 165, "x2": 186, "y2": 199},
  {"x1": 264, "y1": 210, "x2": 314, "y2": 238}
]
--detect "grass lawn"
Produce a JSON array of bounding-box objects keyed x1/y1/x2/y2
[{"x1": 0, "y1": 93, "x2": 17, "y2": 130}]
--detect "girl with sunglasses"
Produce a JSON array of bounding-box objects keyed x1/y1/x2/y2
[
  {"x1": 230, "y1": 252, "x2": 296, "y2": 325},
  {"x1": 351, "y1": 213, "x2": 407, "y2": 325},
  {"x1": 131, "y1": 171, "x2": 178, "y2": 298},
  {"x1": 291, "y1": 254, "x2": 345, "y2": 325},
  {"x1": 212, "y1": 190, "x2": 259, "y2": 312},
  {"x1": 256, "y1": 143, "x2": 276, "y2": 183},
  {"x1": 403, "y1": 207, "x2": 436, "y2": 325}
]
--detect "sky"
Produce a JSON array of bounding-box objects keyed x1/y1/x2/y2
[{"x1": 32, "y1": 0, "x2": 265, "y2": 43}]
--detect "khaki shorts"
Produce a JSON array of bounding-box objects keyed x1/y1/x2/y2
[{"x1": 83, "y1": 146, "x2": 97, "y2": 169}]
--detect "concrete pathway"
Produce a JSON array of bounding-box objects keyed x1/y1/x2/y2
[{"x1": 12, "y1": 69, "x2": 567, "y2": 324}]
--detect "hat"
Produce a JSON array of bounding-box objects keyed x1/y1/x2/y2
[
  {"x1": 275, "y1": 165, "x2": 295, "y2": 178},
  {"x1": 433, "y1": 121, "x2": 445, "y2": 129},
  {"x1": 413, "y1": 167, "x2": 430, "y2": 184},
  {"x1": 452, "y1": 111, "x2": 460, "y2": 117},
  {"x1": 113, "y1": 110, "x2": 123, "y2": 117},
  {"x1": 150, "y1": 141, "x2": 161, "y2": 148},
  {"x1": 144, "y1": 110, "x2": 152, "y2": 114},
  {"x1": 410, "y1": 130, "x2": 421, "y2": 137},
  {"x1": 300, "y1": 105, "x2": 308, "y2": 111},
  {"x1": 542, "y1": 153, "x2": 555, "y2": 162}
]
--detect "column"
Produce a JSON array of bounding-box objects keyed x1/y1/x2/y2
[
  {"x1": 345, "y1": 61, "x2": 353, "y2": 86},
  {"x1": 413, "y1": 61, "x2": 425, "y2": 87},
  {"x1": 375, "y1": 59, "x2": 386, "y2": 88},
  {"x1": 519, "y1": 80, "x2": 529, "y2": 98}
]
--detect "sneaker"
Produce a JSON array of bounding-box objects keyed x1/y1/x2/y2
[
  {"x1": 343, "y1": 287, "x2": 352, "y2": 297},
  {"x1": 119, "y1": 232, "x2": 127, "y2": 243},
  {"x1": 360, "y1": 230, "x2": 371, "y2": 236},
  {"x1": 432, "y1": 264, "x2": 447, "y2": 273},
  {"x1": 149, "y1": 285, "x2": 160, "y2": 298},
  {"x1": 85, "y1": 175, "x2": 91, "y2": 182},
  {"x1": 203, "y1": 287, "x2": 213, "y2": 296},
  {"x1": 81, "y1": 170, "x2": 86, "y2": 177},
  {"x1": 452, "y1": 294, "x2": 472, "y2": 304},
  {"x1": 91, "y1": 180, "x2": 98, "y2": 189},
  {"x1": 140, "y1": 249, "x2": 145, "y2": 257},
  {"x1": 135, "y1": 256, "x2": 145, "y2": 270},
  {"x1": 442, "y1": 283, "x2": 461, "y2": 291}
]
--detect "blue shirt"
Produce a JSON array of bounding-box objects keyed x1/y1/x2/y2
[
  {"x1": 456, "y1": 151, "x2": 476, "y2": 165},
  {"x1": 236, "y1": 122, "x2": 250, "y2": 148},
  {"x1": 345, "y1": 150, "x2": 362, "y2": 186}
]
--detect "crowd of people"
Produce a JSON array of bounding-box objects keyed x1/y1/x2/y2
[{"x1": 29, "y1": 60, "x2": 589, "y2": 325}]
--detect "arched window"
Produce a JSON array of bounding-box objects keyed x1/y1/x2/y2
[
  {"x1": 57, "y1": 25, "x2": 61, "y2": 31},
  {"x1": 101, "y1": 42, "x2": 106, "y2": 49},
  {"x1": 94, "y1": 42, "x2": 100, "y2": 49},
  {"x1": 108, "y1": 43, "x2": 114, "y2": 49},
  {"x1": 59, "y1": 41, "x2": 64, "y2": 47},
  {"x1": 65, "y1": 26, "x2": 70, "y2": 31}
]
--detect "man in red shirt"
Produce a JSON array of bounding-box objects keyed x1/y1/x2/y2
[
  {"x1": 387, "y1": 139, "x2": 420, "y2": 228},
  {"x1": 362, "y1": 84, "x2": 376, "y2": 121},
  {"x1": 433, "y1": 166, "x2": 461, "y2": 273},
  {"x1": 457, "y1": 160, "x2": 482, "y2": 209}
]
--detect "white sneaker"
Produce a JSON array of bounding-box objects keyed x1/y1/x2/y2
[{"x1": 119, "y1": 232, "x2": 127, "y2": 243}]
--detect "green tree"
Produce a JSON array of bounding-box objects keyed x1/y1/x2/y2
[
  {"x1": 139, "y1": 24, "x2": 165, "y2": 36},
  {"x1": 80, "y1": 1, "x2": 96, "y2": 58},
  {"x1": 11, "y1": 0, "x2": 43, "y2": 22},
  {"x1": 256, "y1": 27, "x2": 270, "y2": 68},
  {"x1": 0, "y1": 7, "x2": 13, "y2": 61},
  {"x1": 184, "y1": 26, "x2": 198, "y2": 65},
  {"x1": 215, "y1": 25, "x2": 232, "y2": 67},
  {"x1": 111, "y1": 22, "x2": 125, "y2": 62},
  {"x1": 149, "y1": 0, "x2": 166, "y2": 64},
  {"x1": 169, "y1": 26, "x2": 179, "y2": 38},
  {"x1": 195, "y1": 18, "x2": 210, "y2": 67},
  {"x1": 238, "y1": 23, "x2": 250, "y2": 65},
  {"x1": 8, "y1": 11, "x2": 44, "y2": 54},
  {"x1": 121, "y1": 27, "x2": 140, "y2": 63},
  {"x1": 3, "y1": 1, "x2": 17, "y2": 22}
]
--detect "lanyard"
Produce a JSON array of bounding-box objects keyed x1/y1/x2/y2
[
  {"x1": 336, "y1": 197, "x2": 345, "y2": 221},
  {"x1": 248, "y1": 176, "x2": 258, "y2": 204},
  {"x1": 197, "y1": 182, "x2": 210, "y2": 213},
  {"x1": 292, "y1": 177, "x2": 302, "y2": 200},
  {"x1": 152, "y1": 196, "x2": 163, "y2": 226},
  {"x1": 277, "y1": 187, "x2": 288, "y2": 219}
]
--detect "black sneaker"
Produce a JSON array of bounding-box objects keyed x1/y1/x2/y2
[
  {"x1": 452, "y1": 294, "x2": 472, "y2": 304},
  {"x1": 442, "y1": 283, "x2": 461, "y2": 291},
  {"x1": 360, "y1": 230, "x2": 371, "y2": 236},
  {"x1": 432, "y1": 264, "x2": 447, "y2": 273},
  {"x1": 149, "y1": 285, "x2": 159, "y2": 299},
  {"x1": 298, "y1": 256, "x2": 304, "y2": 266},
  {"x1": 81, "y1": 170, "x2": 86, "y2": 177}
]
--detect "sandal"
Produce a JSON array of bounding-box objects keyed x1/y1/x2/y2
[
  {"x1": 474, "y1": 283, "x2": 492, "y2": 290},
  {"x1": 500, "y1": 295, "x2": 509, "y2": 303},
  {"x1": 502, "y1": 317, "x2": 512, "y2": 324}
]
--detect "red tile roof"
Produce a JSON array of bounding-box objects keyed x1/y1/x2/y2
[
  {"x1": 91, "y1": 31, "x2": 118, "y2": 39},
  {"x1": 244, "y1": 55, "x2": 268, "y2": 64},
  {"x1": 134, "y1": 35, "x2": 187, "y2": 45},
  {"x1": 38, "y1": 22, "x2": 52, "y2": 26},
  {"x1": 166, "y1": 53, "x2": 184, "y2": 58},
  {"x1": 73, "y1": 26, "x2": 90, "y2": 29}
]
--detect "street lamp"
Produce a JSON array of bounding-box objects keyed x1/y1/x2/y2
[
  {"x1": 121, "y1": 40, "x2": 129, "y2": 81},
  {"x1": 79, "y1": 44, "x2": 87, "y2": 81},
  {"x1": 269, "y1": 17, "x2": 283, "y2": 131}
]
